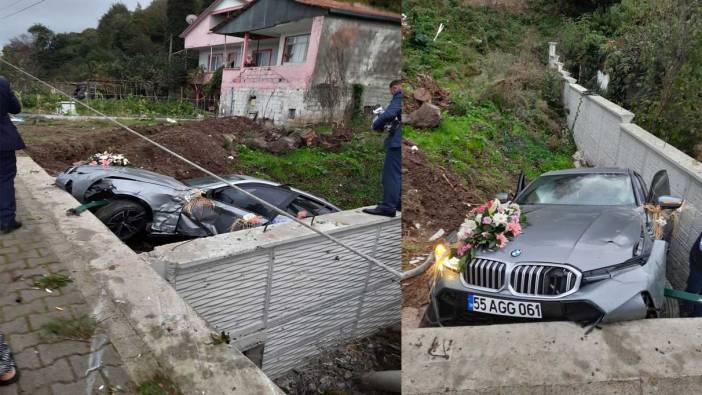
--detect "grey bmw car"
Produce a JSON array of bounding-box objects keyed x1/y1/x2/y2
[
  {"x1": 56, "y1": 165, "x2": 341, "y2": 241},
  {"x1": 425, "y1": 167, "x2": 683, "y2": 326}
]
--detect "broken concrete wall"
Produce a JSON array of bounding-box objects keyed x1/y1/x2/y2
[
  {"x1": 551, "y1": 44, "x2": 702, "y2": 289},
  {"x1": 146, "y1": 208, "x2": 401, "y2": 378}
]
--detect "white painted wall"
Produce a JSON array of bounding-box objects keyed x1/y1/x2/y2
[
  {"x1": 146, "y1": 208, "x2": 401, "y2": 378},
  {"x1": 551, "y1": 47, "x2": 702, "y2": 288}
]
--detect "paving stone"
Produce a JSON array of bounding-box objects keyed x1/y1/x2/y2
[
  {"x1": 37, "y1": 341, "x2": 91, "y2": 365},
  {"x1": 43, "y1": 291, "x2": 84, "y2": 311},
  {"x1": 6, "y1": 332, "x2": 45, "y2": 353},
  {"x1": 27, "y1": 310, "x2": 70, "y2": 332},
  {"x1": 2, "y1": 299, "x2": 47, "y2": 322},
  {"x1": 13, "y1": 346, "x2": 42, "y2": 369},
  {"x1": 1, "y1": 316, "x2": 30, "y2": 335}
]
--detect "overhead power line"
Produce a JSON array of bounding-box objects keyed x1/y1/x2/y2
[
  {"x1": 0, "y1": 56, "x2": 404, "y2": 280},
  {"x1": 1, "y1": 0, "x2": 45, "y2": 19}
]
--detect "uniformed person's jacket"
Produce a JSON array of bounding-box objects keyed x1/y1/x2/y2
[
  {"x1": 691, "y1": 232, "x2": 702, "y2": 272},
  {"x1": 372, "y1": 90, "x2": 402, "y2": 150},
  {"x1": 0, "y1": 77, "x2": 24, "y2": 152}
]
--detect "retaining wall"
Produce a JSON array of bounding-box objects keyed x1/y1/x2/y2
[
  {"x1": 146, "y1": 209, "x2": 401, "y2": 378},
  {"x1": 550, "y1": 44, "x2": 702, "y2": 288},
  {"x1": 16, "y1": 155, "x2": 282, "y2": 394}
]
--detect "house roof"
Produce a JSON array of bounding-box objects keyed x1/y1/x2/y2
[
  {"x1": 294, "y1": 0, "x2": 400, "y2": 20},
  {"x1": 179, "y1": 0, "x2": 253, "y2": 39},
  {"x1": 212, "y1": 0, "x2": 400, "y2": 36}
]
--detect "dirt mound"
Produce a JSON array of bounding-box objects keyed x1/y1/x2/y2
[
  {"x1": 402, "y1": 139, "x2": 481, "y2": 238},
  {"x1": 404, "y1": 73, "x2": 452, "y2": 114},
  {"x1": 25, "y1": 117, "x2": 355, "y2": 179}
]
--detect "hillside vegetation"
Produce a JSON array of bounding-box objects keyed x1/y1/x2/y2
[{"x1": 403, "y1": 0, "x2": 575, "y2": 206}]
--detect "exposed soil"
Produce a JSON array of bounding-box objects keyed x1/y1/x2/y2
[
  {"x1": 402, "y1": 139, "x2": 482, "y2": 239},
  {"x1": 274, "y1": 328, "x2": 400, "y2": 395},
  {"x1": 23, "y1": 117, "x2": 355, "y2": 179}
]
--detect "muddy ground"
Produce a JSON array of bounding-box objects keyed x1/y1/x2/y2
[
  {"x1": 401, "y1": 138, "x2": 482, "y2": 310},
  {"x1": 274, "y1": 328, "x2": 400, "y2": 395},
  {"x1": 21, "y1": 117, "x2": 355, "y2": 179}
]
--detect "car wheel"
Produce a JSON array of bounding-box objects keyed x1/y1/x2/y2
[
  {"x1": 96, "y1": 199, "x2": 149, "y2": 241},
  {"x1": 660, "y1": 279, "x2": 679, "y2": 318}
]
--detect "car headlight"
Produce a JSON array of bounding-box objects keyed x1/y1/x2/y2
[
  {"x1": 434, "y1": 242, "x2": 461, "y2": 272},
  {"x1": 581, "y1": 255, "x2": 648, "y2": 283}
]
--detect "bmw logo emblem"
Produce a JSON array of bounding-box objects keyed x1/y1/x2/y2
[{"x1": 511, "y1": 249, "x2": 522, "y2": 257}]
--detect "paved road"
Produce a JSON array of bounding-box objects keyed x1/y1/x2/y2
[{"x1": 0, "y1": 179, "x2": 135, "y2": 394}]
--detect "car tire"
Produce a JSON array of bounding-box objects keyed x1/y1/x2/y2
[
  {"x1": 660, "y1": 279, "x2": 679, "y2": 318},
  {"x1": 95, "y1": 199, "x2": 149, "y2": 241}
]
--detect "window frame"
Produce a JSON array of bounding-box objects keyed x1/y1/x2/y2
[{"x1": 282, "y1": 33, "x2": 311, "y2": 64}]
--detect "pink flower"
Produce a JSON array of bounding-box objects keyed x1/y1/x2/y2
[
  {"x1": 506, "y1": 221, "x2": 522, "y2": 237},
  {"x1": 458, "y1": 243, "x2": 472, "y2": 256},
  {"x1": 496, "y1": 232, "x2": 508, "y2": 248},
  {"x1": 482, "y1": 216, "x2": 492, "y2": 225}
]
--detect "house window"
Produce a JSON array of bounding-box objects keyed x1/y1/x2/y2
[
  {"x1": 253, "y1": 49, "x2": 273, "y2": 67},
  {"x1": 288, "y1": 109, "x2": 296, "y2": 119},
  {"x1": 227, "y1": 48, "x2": 242, "y2": 68},
  {"x1": 283, "y1": 34, "x2": 310, "y2": 64},
  {"x1": 208, "y1": 53, "x2": 223, "y2": 71}
]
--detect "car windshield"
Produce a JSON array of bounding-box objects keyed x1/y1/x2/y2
[{"x1": 516, "y1": 173, "x2": 636, "y2": 206}]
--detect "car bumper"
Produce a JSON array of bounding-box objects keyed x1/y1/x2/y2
[{"x1": 425, "y1": 266, "x2": 654, "y2": 326}]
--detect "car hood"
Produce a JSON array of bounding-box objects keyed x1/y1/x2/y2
[
  {"x1": 57, "y1": 165, "x2": 188, "y2": 191},
  {"x1": 478, "y1": 205, "x2": 644, "y2": 272}
]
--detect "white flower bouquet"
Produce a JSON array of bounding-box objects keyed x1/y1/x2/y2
[{"x1": 88, "y1": 152, "x2": 130, "y2": 167}]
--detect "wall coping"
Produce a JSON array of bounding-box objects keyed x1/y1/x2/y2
[
  {"x1": 16, "y1": 155, "x2": 282, "y2": 394},
  {"x1": 147, "y1": 207, "x2": 400, "y2": 271}
]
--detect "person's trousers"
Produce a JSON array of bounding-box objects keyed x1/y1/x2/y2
[
  {"x1": 0, "y1": 150, "x2": 17, "y2": 227},
  {"x1": 0, "y1": 332, "x2": 15, "y2": 376},
  {"x1": 378, "y1": 147, "x2": 401, "y2": 212},
  {"x1": 681, "y1": 265, "x2": 702, "y2": 317}
]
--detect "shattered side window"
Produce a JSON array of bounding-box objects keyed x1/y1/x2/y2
[{"x1": 215, "y1": 185, "x2": 294, "y2": 218}]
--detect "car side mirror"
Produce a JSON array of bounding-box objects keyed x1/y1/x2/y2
[
  {"x1": 495, "y1": 192, "x2": 509, "y2": 204},
  {"x1": 658, "y1": 195, "x2": 683, "y2": 210}
]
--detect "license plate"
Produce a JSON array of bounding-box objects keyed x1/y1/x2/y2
[{"x1": 468, "y1": 294, "x2": 542, "y2": 318}]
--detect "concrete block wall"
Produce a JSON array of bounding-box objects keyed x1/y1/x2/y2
[
  {"x1": 146, "y1": 208, "x2": 401, "y2": 378},
  {"x1": 218, "y1": 84, "x2": 392, "y2": 125},
  {"x1": 551, "y1": 44, "x2": 702, "y2": 288}
]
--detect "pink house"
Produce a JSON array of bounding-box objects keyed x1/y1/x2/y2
[
  {"x1": 180, "y1": 1, "x2": 253, "y2": 83},
  {"x1": 182, "y1": 0, "x2": 401, "y2": 125}
]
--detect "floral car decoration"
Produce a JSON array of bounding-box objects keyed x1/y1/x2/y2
[
  {"x1": 88, "y1": 152, "x2": 130, "y2": 167},
  {"x1": 447, "y1": 199, "x2": 527, "y2": 272}
]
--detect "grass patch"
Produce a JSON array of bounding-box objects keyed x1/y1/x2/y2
[
  {"x1": 405, "y1": 102, "x2": 574, "y2": 197},
  {"x1": 137, "y1": 374, "x2": 183, "y2": 395},
  {"x1": 34, "y1": 273, "x2": 72, "y2": 290},
  {"x1": 234, "y1": 131, "x2": 385, "y2": 210},
  {"x1": 40, "y1": 314, "x2": 97, "y2": 340}
]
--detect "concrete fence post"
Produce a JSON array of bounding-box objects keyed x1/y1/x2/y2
[{"x1": 548, "y1": 42, "x2": 558, "y2": 68}]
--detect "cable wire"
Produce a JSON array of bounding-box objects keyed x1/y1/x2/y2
[
  {"x1": 0, "y1": 56, "x2": 403, "y2": 279},
  {"x1": 1, "y1": 0, "x2": 44, "y2": 19}
]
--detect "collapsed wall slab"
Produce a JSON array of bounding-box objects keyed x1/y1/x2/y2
[
  {"x1": 402, "y1": 320, "x2": 702, "y2": 394},
  {"x1": 551, "y1": 45, "x2": 702, "y2": 289},
  {"x1": 15, "y1": 155, "x2": 282, "y2": 394},
  {"x1": 145, "y1": 208, "x2": 401, "y2": 378}
]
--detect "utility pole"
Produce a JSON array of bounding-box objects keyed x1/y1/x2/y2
[{"x1": 168, "y1": 34, "x2": 173, "y2": 99}]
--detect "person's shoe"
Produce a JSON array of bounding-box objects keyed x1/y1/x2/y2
[
  {"x1": 362, "y1": 207, "x2": 396, "y2": 217},
  {"x1": 0, "y1": 221, "x2": 22, "y2": 234},
  {"x1": 0, "y1": 366, "x2": 19, "y2": 386}
]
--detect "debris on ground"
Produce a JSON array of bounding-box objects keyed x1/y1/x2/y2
[
  {"x1": 404, "y1": 73, "x2": 452, "y2": 114},
  {"x1": 402, "y1": 139, "x2": 481, "y2": 238},
  {"x1": 405, "y1": 102, "x2": 442, "y2": 129},
  {"x1": 25, "y1": 117, "x2": 356, "y2": 178},
  {"x1": 274, "y1": 328, "x2": 400, "y2": 395}
]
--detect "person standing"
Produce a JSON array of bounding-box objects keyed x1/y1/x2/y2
[
  {"x1": 0, "y1": 76, "x2": 24, "y2": 234},
  {"x1": 682, "y1": 232, "x2": 702, "y2": 317},
  {"x1": 0, "y1": 333, "x2": 19, "y2": 386},
  {"x1": 363, "y1": 80, "x2": 402, "y2": 217}
]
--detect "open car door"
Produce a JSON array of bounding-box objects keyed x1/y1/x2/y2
[{"x1": 647, "y1": 170, "x2": 670, "y2": 204}]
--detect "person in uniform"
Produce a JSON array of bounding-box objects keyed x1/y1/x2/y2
[
  {"x1": 682, "y1": 232, "x2": 702, "y2": 317},
  {"x1": 0, "y1": 76, "x2": 24, "y2": 234},
  {"x1": 363, "y1": 80, "x2": 402, "y2": 217}
]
